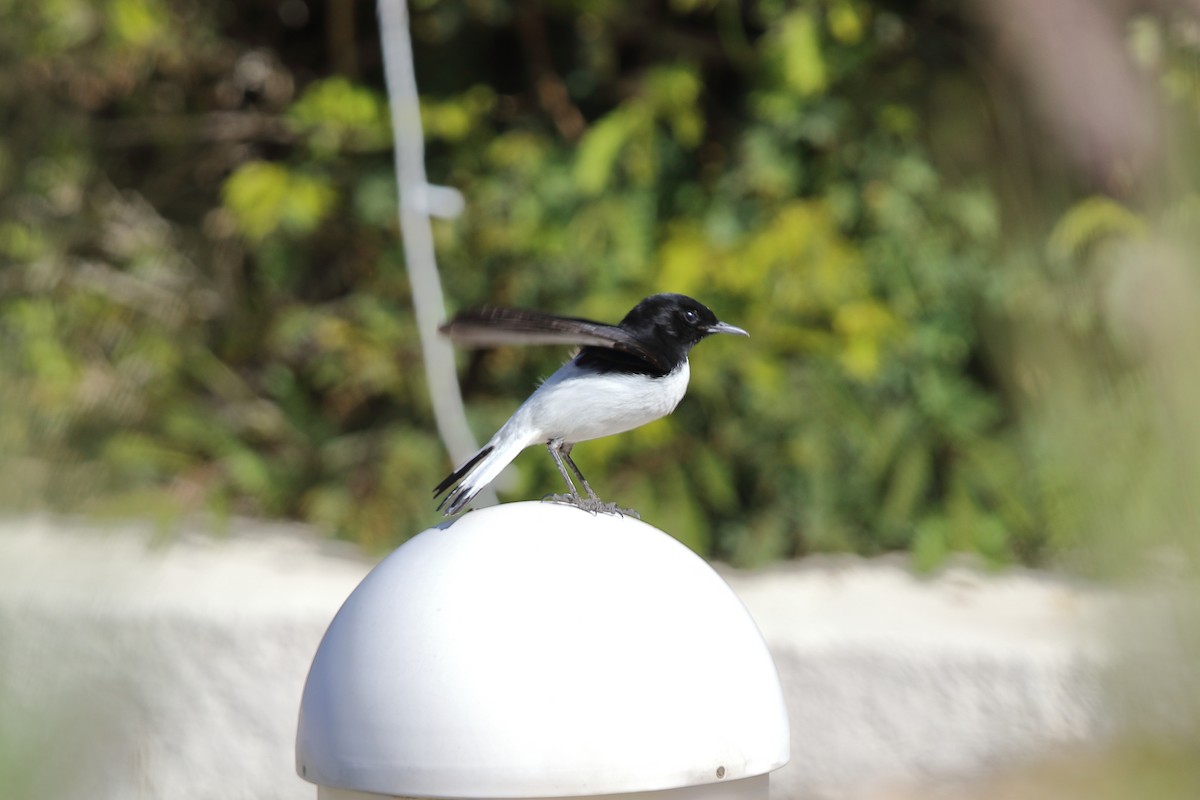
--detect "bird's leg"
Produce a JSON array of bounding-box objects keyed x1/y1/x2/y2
[
  {"x1": 559, "y1": 444, "x2": 641, "y2": 520},
  {"x1": 560, "y1": 444, "x2": 600, "y2": 501},
  {"x1": 542, "y1": 439, "x2": 587, "y2": 509}
]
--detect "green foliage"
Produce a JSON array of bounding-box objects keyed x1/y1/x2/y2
[
  {"x1": 222, "y1": 162, "x2": 338, "y2": 240},
  {"x1": 575, "y1": 64, "x2": 705, "y2": 194},
  {"x1": 1046, "y1": 196, "x2": 1147, "y2": 265},
  {"x1": 410, "y1": 2, "x2": 1039, "y2": 566},
  {"x1": 290, "y1": 78, "x2": 394, "y2": 156},
  {"x1": 768, "y1": 10, "x2": 828, "y2": 96},
  {"x1": 8, "y1": 0, "x2": 1157, "y2": 566}
]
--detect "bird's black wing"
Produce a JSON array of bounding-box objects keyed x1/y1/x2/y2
[{"x1": 439, "y1": 307, "x2": 670, "y2": 373}]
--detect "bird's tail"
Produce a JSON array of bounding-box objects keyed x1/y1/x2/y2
[{"x1": 434, "y1": 436, "x2": 526, "y2": 516}]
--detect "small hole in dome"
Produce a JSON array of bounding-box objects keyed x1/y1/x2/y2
[{"x1": 716, "y1": 766, "x2": 726, "y2": 779}]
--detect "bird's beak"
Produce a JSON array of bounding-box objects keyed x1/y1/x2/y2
[{"x1": 708, "y1": 321, "x2": 749, "y2": 337}]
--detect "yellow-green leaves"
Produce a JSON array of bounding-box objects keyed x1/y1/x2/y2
[
  {"x1": 834, "y1": 300, "x2": 896, "y2": 379},
  {"x1": 644, "y1": 66, "x2": 705, "y2": 147},
  {"x1": 108, "y1": 0, "x2": 165, "y2": 47},
  {"x1": 827, "y1": 0, "x2": 865, "y2": 45},
  {"x1": 1047, "y1": 196, "x2": 1146, "y2": 264},
  {"x1": 768, "y1": 10, "x2": 827, "y2": 97},
  {"x1": 0, "y1": 222, "x2": 47, "y2": 262},
  {"x1": 574, "y1": 64, "x2": 704, "y2": 195},
  {"x1": 657, "y1": 201, "x2": 898, "y2": 381},
  {"x1": 221, "y1": 162, "x2": 336, "y2": 241},
  {"x1": 7, "y1": 299, "x2": 79, "y2": 405},
  {"x1": 421, "y1": 86, "x2": 497, "y2": 142},
  {"x1": 289, "y1": 78, "x2": 393, "y2": 156},
  {"x1": 0, "y1": 0, "x2": 1058, "y2": 568},
  {"x1": 575, "y1": 109, "x2": 641, "y2": 194}
]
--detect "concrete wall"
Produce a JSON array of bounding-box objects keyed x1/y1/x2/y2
[{"x1": 0, "y1": 515, "x2": 1115, "y2": 800}]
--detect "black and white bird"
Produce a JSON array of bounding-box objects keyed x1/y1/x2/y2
[{"x1": 433, "y1": 293, "x2": 748, "y2": 516}]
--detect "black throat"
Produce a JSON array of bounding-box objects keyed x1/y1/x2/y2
[{"x1": 573, "y1": 345, "x2": 677, "y2": 377}]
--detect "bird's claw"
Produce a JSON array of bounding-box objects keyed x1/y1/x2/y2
[
  {"x1": 541, "y1": 492, "x2": 581, "y2": 508},
  {"x1": 540, "y1": 494, "x2": 640, "y2": 519}
]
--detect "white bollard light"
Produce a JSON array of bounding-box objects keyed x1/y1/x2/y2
[{"x1": 296, "y1": 501, "x2": 790, "y2": 800}]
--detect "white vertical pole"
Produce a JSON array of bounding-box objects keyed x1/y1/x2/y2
[{"x1": 377, "y1": 0, "x2": 497, "y2": 507}]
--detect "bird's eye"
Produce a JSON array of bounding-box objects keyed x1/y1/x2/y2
[{"x1": 683, "y1": 309, "x2": 699, "y2": 324}]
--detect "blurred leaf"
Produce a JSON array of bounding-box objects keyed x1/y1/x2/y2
[
  {"x1": 1047, "y1": 196, "x2": 1146, "y2": 263},
  {"x1": 827, "y1": 1, "x2": 865, "y2": 45},
  {"x1": 769, "y1": 11, "x2": 827, "y2": 96},
  {"x1": 421, "y1": 86, "x2": 496, "y2": 142},
  {"x1": 912, "y1": 516, "x2": 949, "y2": 572},
  {"x1": 290, "y1": 77, "x2": 392, "y2": 154},
  {"x1": 221, "y1": 162, "x2": 337, "y2": 240},
  {"x1": 879, "y1": 443, "x2": 930, "y2": 538},
  {"x1": 833, "y1": 300, "x2": 897, "y2": 379},
  {"x1": 575, "y1": 108, "x2": 639, "y2": 194},
  {"x1": 574, "y1": 64, "x2": 703, "y2": 195},
  {"x1": 644, "y1": 64, "x2": 705, "y2": 147},
  {"x1": 108, "y1": 0, "x2": 165, "y2": 47}
]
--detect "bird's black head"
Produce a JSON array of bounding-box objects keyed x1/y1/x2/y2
[
  {"x1": 622, "y1": 293, "x2": 717, "y2": 345},
  {"x1": 575, "y1": 293, "x2": 747, "y2": 375},
  {"x1": 611, "y1": 293, "x2": 748, "y2": 372}
]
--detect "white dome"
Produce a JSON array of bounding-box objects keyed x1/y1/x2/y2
[{"x1": 296, "y1": 502, "x2": 789, "y2": 798}]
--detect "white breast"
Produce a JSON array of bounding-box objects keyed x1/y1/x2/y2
[{"x1": 516, "y1": 360, "x2": 691, "y2": 445}]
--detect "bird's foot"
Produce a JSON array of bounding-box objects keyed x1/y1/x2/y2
[
  {"x1": 589, "y1": 500, "x2": 640, "y2": 519},
  {"x1": 542, "y1": 492, "x2": 584, "y2": 508},
  {"x1": 540, "y1": 494, "x2": 640, "y2": 519}
]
